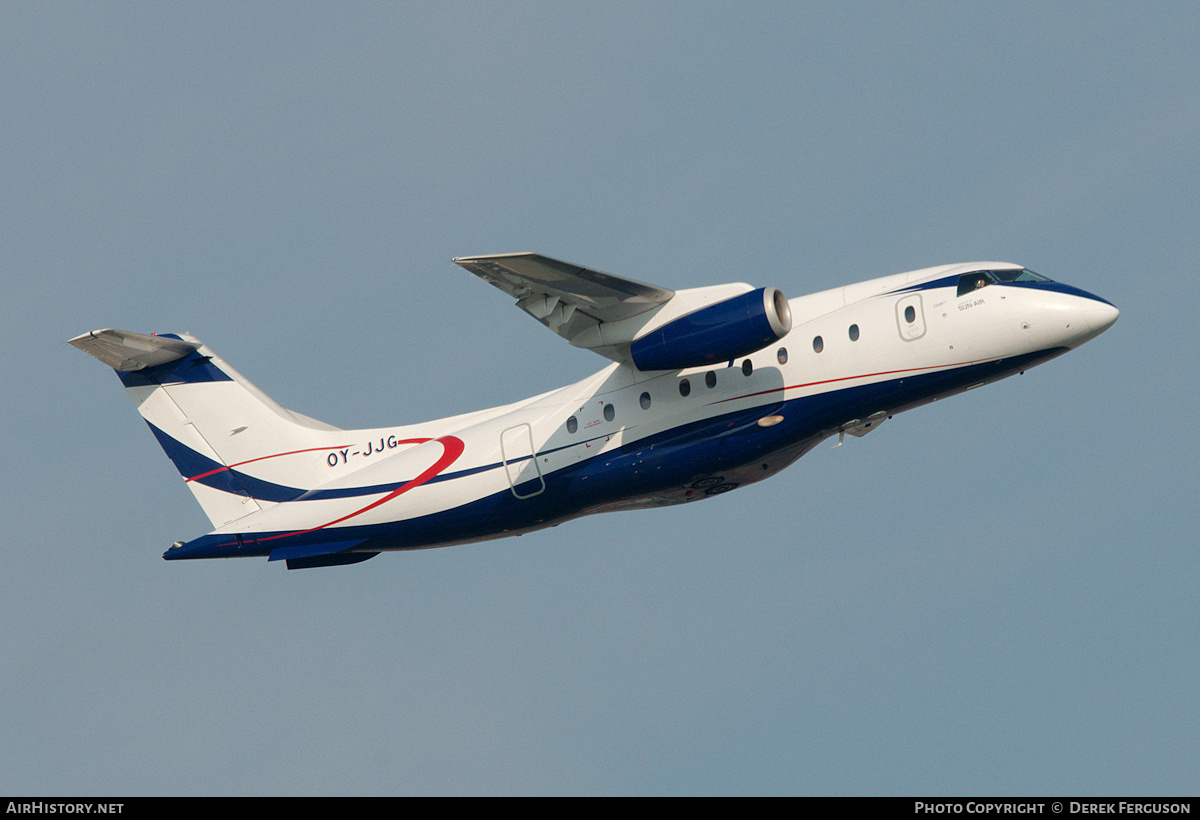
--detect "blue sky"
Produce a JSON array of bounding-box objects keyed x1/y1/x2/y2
[{"x1": 3, "y1": 3, "x2": 1196, "y2": 795}]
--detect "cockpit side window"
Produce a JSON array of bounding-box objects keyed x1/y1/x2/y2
[{"x1": 956, "y1": 271, "x2": 996, "y2": 296}]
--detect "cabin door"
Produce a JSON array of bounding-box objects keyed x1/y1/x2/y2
[
  {"x1": 500, "y1": 423, "x2": 546, "y2": 499},
  {"x1": 896, "y1": 293, "x2": 926, "y2": 341}
]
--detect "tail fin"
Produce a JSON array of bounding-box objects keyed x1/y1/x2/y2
[{"x1": 70, "y1": 329, "x2": 347, "y2": 528}]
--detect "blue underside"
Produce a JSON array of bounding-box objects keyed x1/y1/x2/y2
[{"x1": 163, "y1": 347, "x2": 1067, "y2": 564}]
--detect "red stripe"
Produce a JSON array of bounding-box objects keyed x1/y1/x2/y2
[
  {"x1": 705, "y1": 357, "x2": 998, "y2": 407},
  {"x1": 253, "y1": 435, "x2": 466, "y2": 544},
  {"x1": 185, "y1": 445, "x2": 353, "y2": 482}
]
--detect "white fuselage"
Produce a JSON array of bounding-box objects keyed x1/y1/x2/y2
[{"x1": 156, "y1": 261, "x2": 1114, "y2": 564}]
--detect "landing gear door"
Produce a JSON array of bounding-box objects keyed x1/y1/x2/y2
[
  {"x1": 500, "y1": 423, "x2": 546, "y2": 499},
  {"x1": 896, "y1": 293, "x2": 926, "y2": 341}
]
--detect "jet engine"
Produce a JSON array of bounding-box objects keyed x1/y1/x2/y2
[{"x1": 630, "y1": 287, "x2": 792, "y2": 371}]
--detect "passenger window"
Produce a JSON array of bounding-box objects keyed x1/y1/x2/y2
[
  {"x1": 566, "y1": 416, "x2": 578, "y2": 434},
  {"x1": 777, "y1": 347, "x2": 788, "y2": 364},
  {"x1": 705, "y1": 371, "x2": 717, "y2": 388},
  {"x1": 679, "y1": 378, "x2": 690, "y2": 397},
  {"x1": 640, "y1": 391, "x2": 651, "y2": 410},
  {"x1": 849, "y1": 324, "x2": 860, "y2": 342},
  {"x1": 813, "y1": 336, "x2": 824, "y2": 353},
  {"x1": 603, "y1": 403, "x2": 615, "y2": 422},
  {"x1": 905, "y1": 305, "x2": 916, "y2": 323},
  {"x1": 742, "y1": 359, "x2": 753, "y2": 376}
]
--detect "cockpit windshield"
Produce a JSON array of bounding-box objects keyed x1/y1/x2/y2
[
  {"x1": 992, "y1": 268, "x2": 1051, "y2": 284},
  {"x1": 956, "y1": 268, "x2": 1051, "y2": 296}
]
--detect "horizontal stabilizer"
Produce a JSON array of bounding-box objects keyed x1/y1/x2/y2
[{"x1": 68, "y1": 329, "x2": 199, "y2": 372}]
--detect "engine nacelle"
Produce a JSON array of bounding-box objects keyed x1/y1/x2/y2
[{"x1": 629, "y1": 287, "x2": 792, "y2": 372}]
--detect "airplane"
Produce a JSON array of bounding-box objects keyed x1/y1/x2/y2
[{"x1": 69, "y1": 253, "x2": 1118, "y2": 569}]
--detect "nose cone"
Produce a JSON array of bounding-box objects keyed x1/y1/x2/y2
[
  {"x1": 1027, "y1": 282, "x2": 1119, "y2": 349},
  {"x1": 1060, "y1": 288, "x2": 1118, "y2": 348},
  {"x1": 1084, "y1": 300, "x2": 1120, "y2": 336}
]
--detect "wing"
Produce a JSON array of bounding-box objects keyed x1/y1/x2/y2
[{"x1": 453, "y1": 252, "x2": 675, "y2": 360}]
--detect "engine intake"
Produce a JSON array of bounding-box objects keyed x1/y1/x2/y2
[{"x1": 630, "y1": 287, "x2": 792, "y2": 371}]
